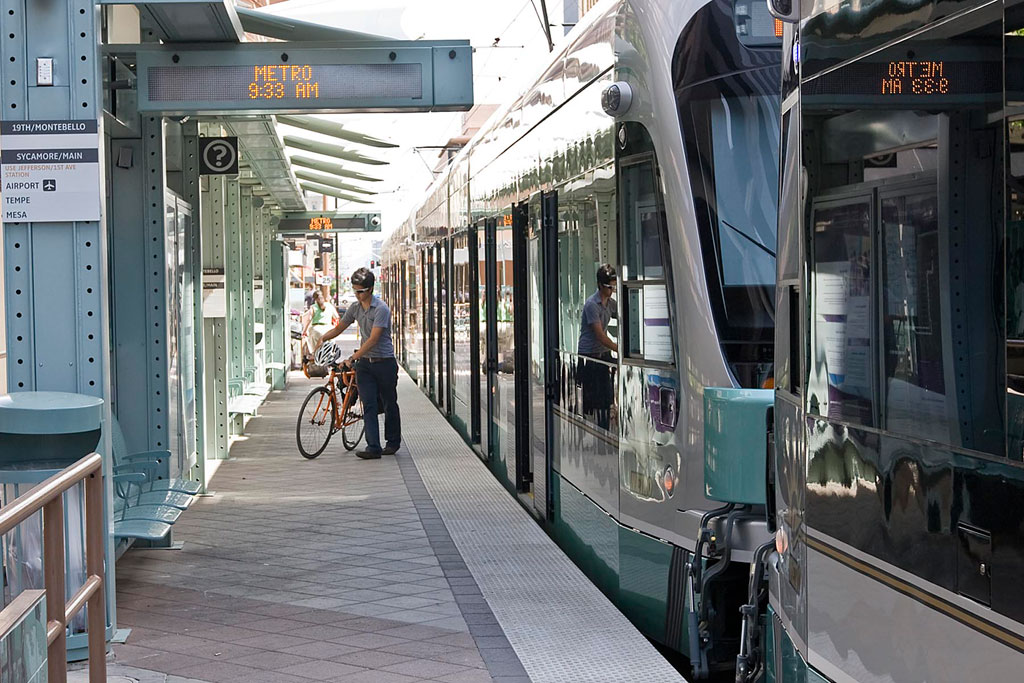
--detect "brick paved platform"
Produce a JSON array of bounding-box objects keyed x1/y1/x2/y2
[{"x1": 101, "y1": 371, "x2": 684, "y2": 683}]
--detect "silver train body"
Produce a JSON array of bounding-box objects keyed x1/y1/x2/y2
[
  {"x1": 384, "y1": 0, "x2": 780, "y2": 672},
  {"x1": 768, "y1": 0, "x2": 1024, "y2": 680}
]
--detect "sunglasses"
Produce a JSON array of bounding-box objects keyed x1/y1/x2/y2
[
  {"x1": 353, "y1": 288, "x2": 370, "y2": 294},
  {"x1": 600, "y1": 283, "x2": 616, "y2": 289}
]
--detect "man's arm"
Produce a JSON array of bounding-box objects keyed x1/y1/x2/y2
[
  {"x1": 592, "y1": 322, "x2": 617, "y2": 353},
  {"x1": 347, "y1": 326, "x2": 385, "y2": 363},
  {"x1": 318, "y1": 318, "x2": 353, "y2": 346}
]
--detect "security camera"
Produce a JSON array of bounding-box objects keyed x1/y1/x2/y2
[{"x1": 601, "y1": 82, "x2": 633, "y2": 117}]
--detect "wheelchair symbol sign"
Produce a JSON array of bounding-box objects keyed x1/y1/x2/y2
[{"x1": 200, "y1": 137, "x2": 238, "y2": 175}]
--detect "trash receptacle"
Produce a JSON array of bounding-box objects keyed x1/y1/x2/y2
[{"x1": 0, "y1": 391, "x2": 111, "y2": 661}]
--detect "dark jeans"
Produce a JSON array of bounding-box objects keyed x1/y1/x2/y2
[
  {"x1": 578, "y1": 352, "x2": 614, "y2": 430},
  {"x1": 354, "y1": 357, "x2": 401, "y2": 452}
]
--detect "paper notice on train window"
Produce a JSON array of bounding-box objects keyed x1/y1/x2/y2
[
  {"x1": 814, "y1": 262, "x2": 871, "y2": 399},
  {"x1": 642, "y1": 285, "x2": 673, "y2": 363}
]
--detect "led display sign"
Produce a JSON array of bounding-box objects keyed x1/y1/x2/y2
[
  {"x1": 803, "y1": 59, "x2": 1001, "y2": 102},
  {"x1": 880, "y1": 61, "x2": 947, "y2": 95},
  {"x1": 275, "y1": 213, "x2": 381, "y2": 234},
  {"x1": 136, "y1": 43, "x2": 474, "y2": 114}
]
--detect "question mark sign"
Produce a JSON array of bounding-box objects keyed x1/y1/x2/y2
[{"x1": 205, "y1": 139, "x2": 234, "y2": 172}]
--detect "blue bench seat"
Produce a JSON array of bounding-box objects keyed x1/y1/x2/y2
[{"x1": 114, "y1": 519, "x2": 171, "y2": 542}]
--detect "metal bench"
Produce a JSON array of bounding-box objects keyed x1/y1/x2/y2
[
  {"x1": 110, "y1": 418, "x2": 201, "y2": 496},
  {"x1": 111, "y1": 473, "x2": 174, "y2": 542}
]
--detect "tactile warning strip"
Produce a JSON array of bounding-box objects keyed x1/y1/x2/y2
[
  {"x1": 396, "y1": 447, "x2": 530, "y2": 681},
  {"x1": 398, "y1": 373, "x2": 686, "y2": 683}
]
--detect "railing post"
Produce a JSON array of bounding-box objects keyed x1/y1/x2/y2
[
  {"x1": 86, "y1": 470, "x2": 107, "y2": 682},
  {"x1": 44, "y1": 496, "x2": 67, "y2": 683}
]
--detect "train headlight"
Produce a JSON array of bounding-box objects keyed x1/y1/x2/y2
[
  {"x1": 370, "y1": 215, "x2": 381, "y2": 227},
  {"x1": 601, "y1": 82, "x2": 633, "y2": 117},
  {"x1": 775, "y1": 526, "x2": 789, "y2": 555},
  {"x1": 663, "y1": 466, "x2": 675, "y2": 497}
]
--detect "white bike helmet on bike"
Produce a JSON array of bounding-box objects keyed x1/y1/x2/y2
[{"x1": 314, "y1": 340, "x2": 341, "y2": 367}]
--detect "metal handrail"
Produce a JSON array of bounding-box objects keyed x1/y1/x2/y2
[{"x1": 0, "y1": 453, "x2": 106, "y2": 683}]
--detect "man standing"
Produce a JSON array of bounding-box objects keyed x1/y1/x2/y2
[
  {"x1": 577, "y1": 264, "x2": 618, "y2": 430},
  {"x1": 319, "y1": 267, "x2": 402, "y2": 459}
]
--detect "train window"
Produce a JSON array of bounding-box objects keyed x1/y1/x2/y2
[
  {"x1": 800, "y1": 5, "x2": 1006, "y2": 455},
  {"x1": 673, "y1": 3, "x2": 780, "y2": 387},
  {"x1": 618, "y1": 131, "x2": 675, "y2": 366},
  {"x1": 621, "y1": 159, "x2": 666, "y2": 279},
  {"x1": 807, "y1": 198, "x2": 875, "y2": 426}
]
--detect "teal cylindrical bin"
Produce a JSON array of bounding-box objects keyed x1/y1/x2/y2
[
  {"x1": 0, "y1": 391, "x2": 108, "y2": 662},
  {"x1": 0, "y1": 392, "x2": 104, "y2": 467},
  {"x1": 703, "y1": 388, "x2": 772, "y2": 505}
]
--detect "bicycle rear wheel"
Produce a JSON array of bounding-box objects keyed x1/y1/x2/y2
[
  {"x1": 297, "y1": 386, "x2": 336, "y2": 459},
  {"x1": 341, "y1": 399, "x2": 365, "y2": 451}
]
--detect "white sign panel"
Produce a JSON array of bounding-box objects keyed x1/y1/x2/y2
[
  {"x1": 0, "y1": 120, "x2": 102, "y2": 223},
  {"x1": 202, "y1": 267, "x2": 226, "y2": 318}
]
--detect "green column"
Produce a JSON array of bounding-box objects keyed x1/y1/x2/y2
[
  {"x1": 201, "y1": 173, "x2": 229, "y2": 463},
  {"x1": 239, "y1": 186, "x2": 256, "y2": 386},
  {"x1": 224, "y1": 178, "x2": 243, "y2": 422}
]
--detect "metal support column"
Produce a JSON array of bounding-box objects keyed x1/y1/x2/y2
[
  {"x1": 239, "y1": 186, "x2": 256, "y2": 387},
  {"x1": 1, "y1": 0, "x2": 116, "y2": 654},
  {"x1": 200, "y1": 174, "x2": 229, "y2": 466},
  {"x1": 224, "y1": 179, "x2": 243, "y2": 430}
]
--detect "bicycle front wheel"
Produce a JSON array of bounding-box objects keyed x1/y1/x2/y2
[
  {"x1": 341, "y1": 399, "x2": 365, "y2": 451},
  {"x1": 297, "y1": 386, "x2": 337, "y2": 459}
]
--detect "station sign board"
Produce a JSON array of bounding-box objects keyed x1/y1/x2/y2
[
  {"x1": 0, "y1": 120, "x2": 102, "y2": 223},
  {"x1": 202, "y1": 267, "x2": 226, "y2": 318},
  {"x1": 136, "y1": 42, "x2": 473, "y2": 115}
]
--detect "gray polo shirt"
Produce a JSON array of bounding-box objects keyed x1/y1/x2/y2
[
  {"x1": 341, "y1": 295, "x2": 395, "y2": 359},
  {"x1": 578, "y1": 290, "x2": 616, "y2": 355}
]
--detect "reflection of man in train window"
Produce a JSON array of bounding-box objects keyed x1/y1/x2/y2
[{"x1": 577, "y1": 264, "x2": 618, "y2": 430}]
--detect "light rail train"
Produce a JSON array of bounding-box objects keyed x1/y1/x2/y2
[
  {"x1": 382, "y1": 0, "x2": 782, "y2": 676},
  {"x1": 765, "y1": 0, "x2": 1024, "y2": 680},
  {"x1": 386, "y1": 0, "x2": 1024, "y2": 680}
]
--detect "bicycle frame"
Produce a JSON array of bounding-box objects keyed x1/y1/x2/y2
[{"x1": 311, "y1": 364, "x2": 361, "y2": 431}]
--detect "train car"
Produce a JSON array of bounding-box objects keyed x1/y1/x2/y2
[
  {"x1": 766, "y1": 0, "x2": 1024, "y2": 680},
  {"x1": 383, "y1": 0, "x2": 782, "y2": 675}
]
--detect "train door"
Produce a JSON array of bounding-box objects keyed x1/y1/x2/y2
[
  {"x1": 435, "y1": 240, "x2": 447, "y2": 412},
  {"x1": 443, "y1": 237, "x2": 454, "y2": 416},
  {"x1": 451, "y1": 230, "x2": 477, "y2": 440},
  {"x1": 468, "y1": 230, "x2": 482, "y2": 444},
  {"x1": 512, "y1": 202, "x2": 532, "y2": 493},
  {"x1": 482, "y1": 218, "x2": 498, "y2": 461},
  {"x1": 399, "y1": 260, "x2": 408, "y2": 366},
  {"x1": 492, "y1": 212, "x2": 519, "y2": 485},
  {"x1": 425, "y1": 247, "x2": 436, "y2": 399},
  {"x1": 525, "y1": 192, "x2": 560, "y2": 518}
]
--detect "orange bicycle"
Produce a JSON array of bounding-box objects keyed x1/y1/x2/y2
[{"x1": 296, "y1": 359, "x2": 365, "y2": 458}]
